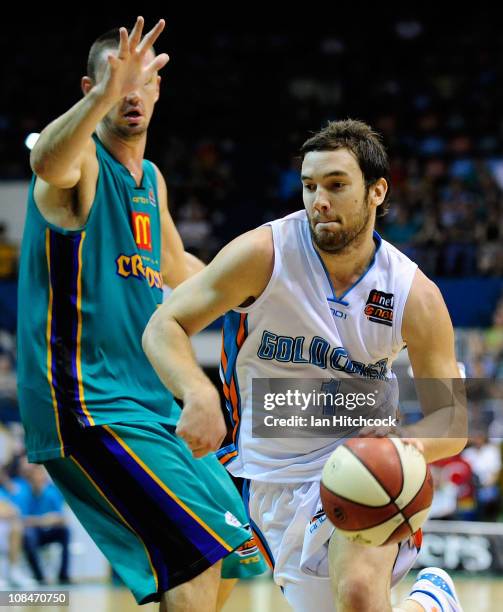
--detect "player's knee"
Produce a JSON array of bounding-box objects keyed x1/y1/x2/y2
[
  {"x1": 334, "y1": 575, "x2": 372, "y2": 611},
  {"x1": 163, "y1": 561, "x2": 221, "y2": 611}
]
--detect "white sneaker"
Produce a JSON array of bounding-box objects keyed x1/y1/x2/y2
[
  {"x1": 407, "y1": 567, "x2": 463, "y2": 612},
  {"x1": 8, "y1": 565, "x2": 37, "y2": 589}
]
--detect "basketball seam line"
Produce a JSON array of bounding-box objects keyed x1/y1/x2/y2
[{"x1": 344, "y1": 441, "x2": 402, "y2": 504}]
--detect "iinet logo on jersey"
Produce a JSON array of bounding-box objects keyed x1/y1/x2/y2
[{"x1": 364, "y1": 290, "x2": 394, "y2": 327}]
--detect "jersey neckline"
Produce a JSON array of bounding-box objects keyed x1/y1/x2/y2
[
  {"x1": 92, "y1": 134, "x2": 148, "y2": 190},
  {"x1": 307, "y1": 225, "x2": 382, "y2": 305}
]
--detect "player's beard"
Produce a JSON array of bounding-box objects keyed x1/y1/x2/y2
[
  {"x1": 308, "y1": 194, "x2": 372, "y2": 254},
  {"x1": 103, "y1": 113, "x2": 148, "y2": 140}
]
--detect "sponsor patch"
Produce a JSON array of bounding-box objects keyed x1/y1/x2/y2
[
  {"x1": 131, "y1": 212, "x2": 152, "y2": 251},
  {"x1": 225, "y1": 511, "x2": 242, "y2": 528},
  {"x1": 364, "y1": 290, "x2": 394, "y2": 327}
]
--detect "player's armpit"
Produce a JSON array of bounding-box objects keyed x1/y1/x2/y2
[{"x1": 32, "y1": 145, "x2": 99, "y2": 230}]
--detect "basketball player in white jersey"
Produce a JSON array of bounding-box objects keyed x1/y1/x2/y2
[{"x1": 143, "y1": 120, "x2": 467, "y2": 612}]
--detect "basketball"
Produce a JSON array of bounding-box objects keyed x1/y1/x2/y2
[{"x1": 320, "y1": 438, "x2": 433, "y2": 546}]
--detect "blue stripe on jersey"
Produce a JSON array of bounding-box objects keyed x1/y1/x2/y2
[{"x1": 217, "y1": 312, "x2": 247, "y2": 466}]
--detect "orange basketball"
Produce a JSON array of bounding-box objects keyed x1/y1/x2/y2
[{"x1": 320, "y1": 438, "x2": 433, "y2": 546}]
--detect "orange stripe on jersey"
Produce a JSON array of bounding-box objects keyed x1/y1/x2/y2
[
  {"x1": 219, "y1": 450, "x2": 238, "y2": 464},
  {"x1": 229, "y1": 376, "x2": 240, "y2": 431},
  {"x1": 236, "y1": 313, "x2": 247, "y2": 347},
  {"x1": 220, "y1": 329, "x2": 228, "y2": 370},
  {"x1": 251, "y1": 528, "x2": 274, "y2": 570}
]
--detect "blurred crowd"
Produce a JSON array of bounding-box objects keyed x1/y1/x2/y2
[
  {"x1": 2, "y1": 15, "x2": 503, "y2": 274},
  {"x1": 0, "y1": 424, "x2": 70, "y2": 588},
  {"x1": 431, "y1": 432, "x2": 502, "y2": 522}
]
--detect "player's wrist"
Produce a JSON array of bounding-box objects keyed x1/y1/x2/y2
[
  {"x1": 88, "y1": 85, "x2": 121, "y2": 110},
  {"x1": 182, "y1": 382, "x2": 219, "y2": 406}
]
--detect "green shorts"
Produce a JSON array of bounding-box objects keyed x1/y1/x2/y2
[{"x1": 44, "y1": 421, "x2": 266, "y2": 604}]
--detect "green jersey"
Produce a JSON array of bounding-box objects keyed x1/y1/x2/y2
[{"x1": 17, "y1": 135, "x2": 180, "y2": 462}]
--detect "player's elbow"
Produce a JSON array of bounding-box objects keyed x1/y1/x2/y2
[
  {"x1": 142, "y1": 309, "x2": 172, "y2": 358},
  {"x1": 30, "y1": 147, "x2": 49, "y2": 178},
  {"x1": 30, "y1": 148, "x2": 80, "y2": 188},
  {"x1": 142, "y1": 313, "x2": 158, "y2": 359}
]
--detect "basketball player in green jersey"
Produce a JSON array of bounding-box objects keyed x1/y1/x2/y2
[{"x1": 17, "y1": 17, "x2": 265, "y2": 610}]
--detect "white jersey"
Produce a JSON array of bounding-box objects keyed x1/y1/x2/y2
[{"x1": 217, "y1": 210, "x2": 417, "y2": 482}]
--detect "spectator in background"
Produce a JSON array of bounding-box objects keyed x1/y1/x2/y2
[
  {"x1": 428, "y1": 465, "x2": 458, "y2": 519},
  {"x1": 0, "y1": 485, "x2": 36, "y2": 588},
  {"x1": 0, "y1": 489, "x2": 28, "y2": 587},
  {"x1": 0, "y1": 223, "x2": 18, "y2": 280},
  {"x1": 0, "y1": 426, "x2": 34, "y2": 588},
  {"x1": 462, "y1": 432, "x2": 502, "y2": 520},
  {"x1": 176, "y1": 195, "x2": 216, "y2": 261},
  {"x1": 12, "y1": 464, "x2": 71, "y2": 585},
  {"x1": 434, "y1": 455, "x2": 477, "y2": 520}
]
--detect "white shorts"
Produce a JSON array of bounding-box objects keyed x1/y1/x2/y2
[{"x1": 246, "y1": 479, "x2": 421, "y2": 612}]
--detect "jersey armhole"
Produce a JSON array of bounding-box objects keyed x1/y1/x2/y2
[
  {"x1": 233, "y1": 222, "x2": 281, "y2": 314},
  {"x1": 392, "y1": 263, "x2": 418, "y2": 349},
  {"x1": 30, "y1": 140, "x2": 102, "y2": 236}
]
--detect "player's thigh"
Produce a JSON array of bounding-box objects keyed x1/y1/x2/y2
[{"x1": 329, "y1": 529, "x2": 398, "y2": 603}]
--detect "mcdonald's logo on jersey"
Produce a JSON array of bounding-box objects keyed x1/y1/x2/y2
[{"x1": 131, "y1": 212, "x2": 152, "y2": 251}]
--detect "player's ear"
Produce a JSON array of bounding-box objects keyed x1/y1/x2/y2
[
  {"x1": 81, "y1": 76, "x2": 93, "y2": 96},
  {"x1": 370, "y1": 178, "x2": 388, "y2": 208}
]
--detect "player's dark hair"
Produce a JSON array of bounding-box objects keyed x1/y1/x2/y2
[
  {"x1": 87, "y1": 28, "x2": 157, "y2": 82},
  {"x1": 300, "y1": 119, "x2": 391, "y2": 216},
  {"x1": 87, "y1": 28, "x2": 122, "y2": 81}
]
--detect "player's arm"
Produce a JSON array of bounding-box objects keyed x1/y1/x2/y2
[
  {"x1": 401, "y1": 269, "x2": 468, "y2": 463},
  {"x1": 31, "y1": 18, "x2": 168, "y2": 226},
  {"x1": 154, "y1": 165, "x2": 204, "y2": 287},
  {"x1": 142, "y1": 226, "x2": 274, "y2": 457}
]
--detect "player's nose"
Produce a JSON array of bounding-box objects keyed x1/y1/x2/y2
[
  {"x1": 125, "y1": 91, "x2": 141, "y2": 104},
  {"x1": 313, "y1": 188, "x2": 331, "y2": 212}
]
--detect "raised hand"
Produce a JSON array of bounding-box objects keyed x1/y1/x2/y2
[{"x1": 96, "y1": 16, "x2": 170, "y2": 102}]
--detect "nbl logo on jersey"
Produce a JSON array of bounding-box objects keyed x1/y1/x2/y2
[{"x1": 364, "y1": 290, "x2": 394, "y2": 327}]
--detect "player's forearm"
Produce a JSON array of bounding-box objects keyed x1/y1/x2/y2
[
  {"x1": 30, "y1": 88, "x2": 115, "y2": 180},
  {"x1": 401, "y1": 406, "x2": 467, "y2": 463},
  {"x1": 142, "y1": 313, "x2": 217, "y2": 402}
]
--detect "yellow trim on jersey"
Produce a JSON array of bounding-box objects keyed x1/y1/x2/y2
[
  {"x1": 70, "y1": 455, "x2": 159, "y2": 592},
  {"x1": 103, "y1": 425, "x2": 234, "y2": 552},
  {"x1": 75, "y1": 232, "x2": 94, "y2": 425}
]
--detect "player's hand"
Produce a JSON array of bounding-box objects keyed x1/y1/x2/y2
[
  {"x1": 358, "y1": 426, "x2": 425, "y2": 455},
  {"x1": 95, "y1": 16, "x2": 170, "y2": 103},
  {"x1": 175, "y1": 389, "x2": 227, "y2": 458}
]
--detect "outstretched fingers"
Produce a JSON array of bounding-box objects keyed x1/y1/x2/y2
[
  {"x1": 137, "y1": 19, "x2": 166, "y2": 55},
  {"x1": 128, "y1": 16, "x2": 144, "y2": 52},
  {"x1": 145, "y1": 53, "x2": 170, "y2": 75},
  {"x1": 117, "y1": 26, "x2": 129, "y2": 60}
]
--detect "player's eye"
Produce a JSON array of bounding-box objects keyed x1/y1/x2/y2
[{"x1": 303, "y1": 184, "x2": 316, "y2": 192}]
